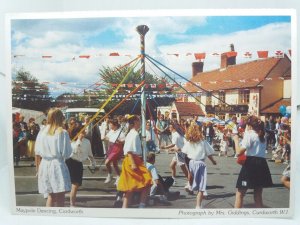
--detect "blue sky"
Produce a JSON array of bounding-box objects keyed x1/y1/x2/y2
[{"x1": 11, "y1": 15, "x2": 291, "y2": 96}]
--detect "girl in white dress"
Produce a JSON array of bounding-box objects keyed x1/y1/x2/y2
[
  {"x1": 35, "y1": 108, "x2": 72, "y2": 207},
  {"x1": 219, "y1": 131, "x2": 229, "y2": 157}
]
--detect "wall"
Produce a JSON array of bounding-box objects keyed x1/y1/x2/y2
[
  {"x1": 260, "y1": 58, "x2": 290, "y2": 109},
  {"x1": 284, "y1": 80, "x2": 292, "y2": 98}
]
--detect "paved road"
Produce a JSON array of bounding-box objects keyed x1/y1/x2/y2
[{"x1": 14, "y1": 147, "x2": 289, "y2": 209}]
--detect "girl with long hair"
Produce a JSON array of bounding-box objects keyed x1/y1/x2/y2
[
  {"x1": 182, "y1": 122, "x2": 217, "y2": 208},
  {"x1": 35, "y1": 108, "x2": 72, "y2": 207},
  {"x1": 233, "y1": 115, "x2": 273, "y2": 208}
]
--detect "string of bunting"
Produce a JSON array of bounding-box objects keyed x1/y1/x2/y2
[
  {"x1": 71, "y1": 57, "x2": 141, "y2": 141},
  {"x1": 12, "y1": 50, "x2": 291, "y2": 61},
  {"x1": 12, "y1": 75, "x2": 289, "y2": 92}
]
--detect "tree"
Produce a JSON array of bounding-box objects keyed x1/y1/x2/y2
[
  {"x1": 12, "y1": 69, "x2": 52, "y2": 112},
  {"x1": 55, "y1": 93, "x2": 85, "y2": 108},
  {"x1": 98, "y1": 65, "x2": 174, "y2": 115}
]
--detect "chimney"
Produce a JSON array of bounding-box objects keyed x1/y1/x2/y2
[
  {"x1": 192, "y1": 61, "x2": 204, "y2": 77},
  {"x1": 220, "y1": 43, "x2": 237, "y2": 69}
]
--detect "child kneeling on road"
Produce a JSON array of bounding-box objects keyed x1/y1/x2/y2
[{"x1": 146, "y1": 152, "x2": 175, "y2": 205}]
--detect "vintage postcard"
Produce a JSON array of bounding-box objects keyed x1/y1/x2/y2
[{"x1": 6, "y1": 9, "x2": 296, "y2": 218}]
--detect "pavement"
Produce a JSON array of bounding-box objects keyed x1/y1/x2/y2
[{"x1": 14, "y1": 147, "x2": 289, "y2": 209}]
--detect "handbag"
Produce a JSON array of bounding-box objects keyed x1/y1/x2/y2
[{"x1": 236, "y1": 153, "x2": 247, "y2": 165}]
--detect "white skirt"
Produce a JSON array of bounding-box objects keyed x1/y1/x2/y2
[{"x1": 38, "y1": 158, "x2": 71, "y2": 194}]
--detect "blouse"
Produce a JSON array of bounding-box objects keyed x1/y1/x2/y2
[
  {"x1": 182, "y1": 140, "x2": 214, "y2": 161},
  {"x1": 70, "y1": 138, "x2": 94, "y2": 162},
  {"x1": 35, "y1": 125, "x2": 72, "y2": 160},
  {"x1": 171, "y1": 131, "x2": 184, "y2": 149},
  {"x1": 240, "y1": 130, "x2": 266, "y2": 158},
  {"x1": 123, "y1": 129, "x2": 142, "y2": 155},
  {"x1": 106, "y1": 128, "x2": 126, "y2": 143}
]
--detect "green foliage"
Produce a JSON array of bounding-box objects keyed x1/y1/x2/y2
[{"x1": 12, "y1": 69, "x2": 52, "y2": 112}]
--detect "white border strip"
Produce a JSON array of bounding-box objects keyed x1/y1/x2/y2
[{"x1": 6, "y1": 9, "x2": 296, "y2": 219}]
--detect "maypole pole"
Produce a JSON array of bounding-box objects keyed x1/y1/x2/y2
[{"x1": 136, "y1": 25, "x2": 149, "y2": 163}]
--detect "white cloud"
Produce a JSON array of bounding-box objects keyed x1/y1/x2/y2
[
  {"x1": 11, "y1": 17, "x2": 291, "y2": 96},
  {"x1": 159, "y1": 22, "x2": 291, "y2": 76},
  {"x1": 12, "y1": 31, "x2": 27, "y2": 44}
]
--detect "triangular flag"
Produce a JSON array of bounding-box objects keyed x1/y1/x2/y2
[
  {"x1": 194, "y1": 53, "x2": 206, "y2": 60},
  {"x1": 244, "y1": 52, "x2": 252, "y2": 58},
  {"x1": 275, "y1": 50, "x2": 284, "y2": 58},
  {"x1": 257, "y1": 51, "x2": 268, "y2": 58},
  {"x1": 109, "y1": 52, "x2": 120, "y2": 56},
  {"x1": 79, "y1": 55, "x2": 90, "y2": 59},
  {"x1": 167, "y1": 53, "x2": 179, "y2": 57}
]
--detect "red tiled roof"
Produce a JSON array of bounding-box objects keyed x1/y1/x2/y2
[
  {"x1": 261, "y1": 98, "x2": 291, "y2": 114},
  {"x1": 185, "y1": 56, "x2": 290, "y2": 92},
  {"x1": 174, "y1": 102, "x2": 205, "y2": 116}
]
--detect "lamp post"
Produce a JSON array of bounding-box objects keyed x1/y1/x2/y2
[{"x1": 136, "y1": 25, "x2": 149, "y2": 163}]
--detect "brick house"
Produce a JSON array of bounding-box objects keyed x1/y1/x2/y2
[
  {"x1": 180, "y1": 46, "x2": 291, "y2": 120},
  {"x1": 170, "y1": 101, "x2": 205, "y2": 121}
]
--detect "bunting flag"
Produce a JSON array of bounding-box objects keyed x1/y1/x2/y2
[
  {"x1": 167, "y1": 53, "x2": 179, "y2": 57},
  {"x1": 212, "y1": 52, "x2": 220, "y2": 56},
  {"x1": 186, "y1": 53, "x2": 192, "y2": 56},
  {"x1": 109, "y1": 52, "x2": 120, "y2": 56},
  {"x1": 257, "y1": 51, "x2": 268, "y2": 58},
  {"x1": 127, "y1": 83, "x2": 134, "y2": 88},
  {"x1": 42, "y1": 55, "x2": 52, "y2": 58},
  {"x1": 244, "y1": 52, "x2": 252, "y2": 58},
  {"x1": 79, "y1": 55, "x2": 91, "y2": 59},
  {"x1": 194, "y1": 53, "x2": 206, "y2": 60},
  {"x1": 13, "y1": 54, "x2": 25, "y2": 58},
  {"x1": 275, "y1": 50, "x2": 284, "y2": 58}
]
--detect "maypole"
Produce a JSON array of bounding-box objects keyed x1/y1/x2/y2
[{"x1": 136, "y1": 25, "x2": 149, "y2": 163}]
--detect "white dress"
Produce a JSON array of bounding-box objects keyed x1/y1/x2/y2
[{"x1": 35, "y1": 125, "x2": 72, "y2": 194}]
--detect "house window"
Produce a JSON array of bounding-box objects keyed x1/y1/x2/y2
[
  {"x1": 206, "y1": 92, "x2": 212, "y2": 105},
  {"x1": 239, "y1": 90, "x2": 250, "y2": 104},
  {"x1": 219, "y1": 92, "x2": 226, "y2": 105}
]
